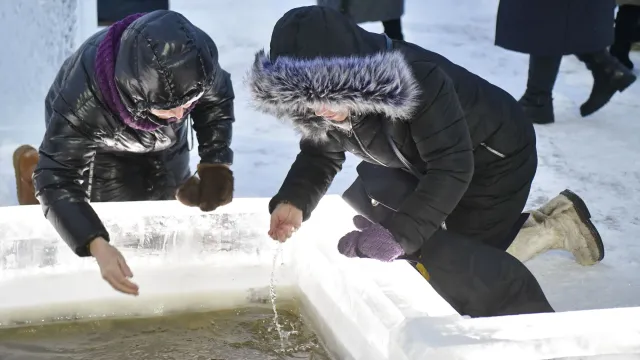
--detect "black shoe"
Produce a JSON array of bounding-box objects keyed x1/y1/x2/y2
[
  {"x1": 519, "y1": 93, "x2": 555, "y2": 124},
  {"x1": 578, "y1": 50, "x2": 637, "y2": 117}
]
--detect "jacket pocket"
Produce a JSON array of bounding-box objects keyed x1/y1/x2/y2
[{"x1": 479, "y1": 142, "x2": 506, "y2": 158}]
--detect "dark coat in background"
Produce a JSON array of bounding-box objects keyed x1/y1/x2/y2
[
  {"x1": 34, "y1": 11, "x2": 234, "y2": 256},
  {"x1": 618, "y1": 0, "x2": 640, "y2": 6},
  {"x1": 317, "y1": 0, "x2": 404, "y2": 23},
  {"x1": 98, "y1": 0, "x2": 169, "y2": 24},
  {"x1": 495, "y1": 0, "x2": 616, "y2": 56}
]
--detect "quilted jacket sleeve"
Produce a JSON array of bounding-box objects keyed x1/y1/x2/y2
[
  {"x1": 33, "y1": 54, "x2": 109, "y2": 257},
  {"x1": 269, "y1": 137, "x2": 347, "y2": 221},
  {"x1": 190, "y1": 67, "x2": 235, "y2": 166}
]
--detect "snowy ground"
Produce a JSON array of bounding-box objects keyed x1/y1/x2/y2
[{"x1": 1, "y1": 0, "x2": 639, "y2": 315}]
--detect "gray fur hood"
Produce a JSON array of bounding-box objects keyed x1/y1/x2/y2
[{"x1": 246, "y1": 48, "x2": 420, "y2": 141}]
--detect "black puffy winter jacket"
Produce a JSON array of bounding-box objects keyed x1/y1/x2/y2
[
  {"x1": 33, "y1": 11, "x2": 234, "y2": 256},
  {"x1": 249, "y1": 6, "x2": 534, "y2": 254}
]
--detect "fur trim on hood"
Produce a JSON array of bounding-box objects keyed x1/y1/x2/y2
[{"x1": 246, "y1": 49, "x2": 421, "y2": 142}]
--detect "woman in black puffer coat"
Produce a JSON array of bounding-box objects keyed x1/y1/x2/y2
[
  {"x1": 28, "y1": 10, "x2": 235, "y2": 295},
  {"x1": 249, "y1": 6, "x2": 605, "y2": 318}
]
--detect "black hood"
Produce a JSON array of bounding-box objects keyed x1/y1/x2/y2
[
  {"x1": 114, "y1": 10, "x2": 217, "y2": 116},
  {"x1": 247, "y1": 6, "x2": 420, "y2": 142},
  {"x1": 269, "y1": 6, "x2": 386, "y2": 60}
]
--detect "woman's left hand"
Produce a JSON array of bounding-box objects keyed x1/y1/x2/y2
[
  {"x1": 337, "y1": 215, "x2": 405, "y2": 262},
  {"x1": 175, "y1": 164, "x2": 234, "y2": 212}
]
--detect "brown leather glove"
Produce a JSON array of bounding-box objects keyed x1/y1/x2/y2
[{"x1": 175, "y1": 164, "x2": 234, "y2": 212}]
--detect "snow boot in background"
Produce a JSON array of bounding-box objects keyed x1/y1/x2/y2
[
  {"x1": 519, "y1": 93, "x2": 555, "y2": 125},
  {"x1": 13, "y1": 145, "x2": 39, "y2": 205},
  {"x1": 519, "y1": 55, "x2": 562, "y2": 125},
  {"x1": 507, "y1": 189, "x2": 604, "y2": 266},
  {"x1": 610, "y1": 5, "x2": 640, "y2": 70},
  {"x1": 577, "y1": 50, "x2": 636, "y2": 117}
]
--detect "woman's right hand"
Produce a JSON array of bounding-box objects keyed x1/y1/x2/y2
[
  {"x1": 89, "y1": 237, "x2": 139, "y2": 296},
  {"x1": 269, "y1": 202, "x2": 303, "y2": 243}
]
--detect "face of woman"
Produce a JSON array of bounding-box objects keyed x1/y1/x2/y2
[
  {"x1": 313, "y1": 105, "x2": 349, "y2": 121},
  {"x1": 149, "y1": 94, "x2": 202, "y2": 120}
]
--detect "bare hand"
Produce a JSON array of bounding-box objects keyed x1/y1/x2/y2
[
  {"x1": 89, "y1": 237, "x2": 139, "y2": 296},
  {"x1": 269, "y1": 202, "x2": 303, "y2": 243}
]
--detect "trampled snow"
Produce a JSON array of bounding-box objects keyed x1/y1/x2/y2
[{"x1": 0, "y1": 0, "x2": 639, "y2": 357}]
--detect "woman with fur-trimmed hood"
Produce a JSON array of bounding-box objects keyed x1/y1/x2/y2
[
  {"x1": 14, "y1": 11, "x2": 235, "y2": 296},
  {"x1": 248, "y1": 6, "x2": 605, "y2": 317}
]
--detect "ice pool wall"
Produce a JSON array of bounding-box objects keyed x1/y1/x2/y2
[
  {"x1": 0, "y1": 195, "x2": 639, "y2": 360},
  {"x1": 0, "y1": 196, "x2": 457, "y2": 360}
]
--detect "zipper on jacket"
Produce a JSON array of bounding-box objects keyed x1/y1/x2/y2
[
  {"x1": 349, "y1": 117, "x2": 386, "y2": 167},
  {"x1": 479, "y1": 142, "x2": 506, "y2": 158}
]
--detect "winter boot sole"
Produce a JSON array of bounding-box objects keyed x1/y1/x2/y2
[
  {"x1": 560, "y1": 189, "x2": 605, "y2": 262},
  {"x1": 13, "y1": 145, "x2": 39, "y2": 205}
]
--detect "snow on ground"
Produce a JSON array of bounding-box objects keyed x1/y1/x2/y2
[{"x1": 0, "y1": 0, "x2": 639, "y2": 315}]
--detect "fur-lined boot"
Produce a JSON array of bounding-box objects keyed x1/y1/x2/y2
[{"x1": 507, "y1": 189, "x2": 604, "y2": 266}]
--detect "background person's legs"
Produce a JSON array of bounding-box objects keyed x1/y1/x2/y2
[
  {"x1": 519, "y1": 55, "x2": 562, "y2": 125},
  {"x1": 382, "y1": 18, "x2": 404, "y2": 40},
  {"x1": 610, "y1": 4, "x2": 640, "y2": 69}
]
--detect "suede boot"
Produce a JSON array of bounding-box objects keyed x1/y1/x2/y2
[{"x1": 507, "y1": 190, "x2": 604, "y2": 266}]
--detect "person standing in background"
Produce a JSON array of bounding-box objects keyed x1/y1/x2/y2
[
  {"x1": 98, "y1": 0, "x2": 169, "y2": 26},
  {"x1": 495, "y1": 0, "x2": 636, "y2": 125},
  {"x1": 317, "y1": 0, "x2": 405, "y2": 40},
  {"x1": 610, "y1": 1, "x2": 640, "y2": 69}
]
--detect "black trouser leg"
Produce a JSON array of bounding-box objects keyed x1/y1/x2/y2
[
  {"x1": 519, "y1": 55, "x2": 562, "y2": 124},
  {"x1": 382, "y1": 18, "x2": 404, "y2": 41},
  {"x1": 420, "y1": 228, "x2": 555, "y2": 317},
  {"x1": 526, "y1": 55, "x2": 562, "y2": 96},
  {"x1": 611, "y1": 5, "x2": 640, "y2": 69}
]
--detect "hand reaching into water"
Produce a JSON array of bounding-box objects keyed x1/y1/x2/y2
[
  {"x1": 269, "y1": 202, "x2": 303, "y2": 242},
  {"x1": 89, "y1": 237, "x2": 139, "y2": 296}
]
